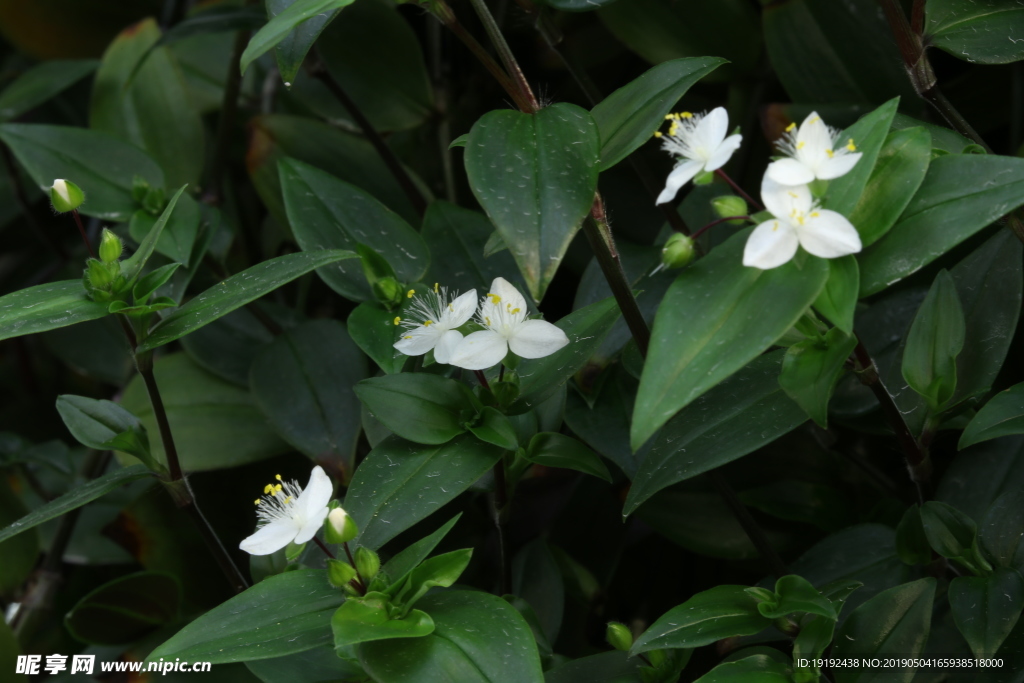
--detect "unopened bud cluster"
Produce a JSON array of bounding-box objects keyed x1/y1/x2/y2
[{"x1": 84, "y1": 228, "x2": 127, "y2": 302}]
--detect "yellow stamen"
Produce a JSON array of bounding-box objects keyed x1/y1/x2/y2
[
  {"x1": 808, "y1": 116, "x2": 820, "y2": 124},
  {"x1": 772, "y1": 221, "x2": 779, "y2": 232},
  {"x1": 263, "y1": 484, "x2": 273, "y2": 494},
  {"x1": 846, "y1": 139, "x2": 857, "y2": 152},
  {"x1": 406, "y1": 289, "x2": 415, "y2": 298},
  {"x1": 664, "y1": 114, "x2": 674, "y2": 121},
  {"x1": 403, "y1": 335, "x2": 412, "y2": 339},
  {"x1": 448, "y1": 304, "x2": 454, "y2": 311},
  {"x1": 284, "y1": 497, "x2": 292, "y2": 504},
  {"x1": 274, "y1": 484, "x2": 283, "y2": 494},
  {"x1": 485, "y1": 316, "x2": 491, "y2": 326},
  {"x1": 275, "y1": 474, "x2": 282, "y2": 481},
  {"x1": 254, "y1": 499, "x2": 261, "y2": 505},
  {"x1": 510, "y1": 308, "x2": 521, "y2": 314},
  {"x1": 393, "y1": 316, "x2": 401, "y2": 325},
  {"x1": 796, "y1": 141, "x2": 805, "y2": 150},
  {"x1": 433, "y1": 282, "x2": 439, "y2": 293},
  {"x1": 826, "y1": 149, "x2": 834, "y2": 158},
  {"x1": 653, "y1": 131, "x2": 663, "y2": 138},
  {"x1": 788, "y1": 192, "x2": 798, "y2": 198},
  {"x1": 810, "y1": 212, "x2": 820, "y2": 218},
  {"x1": 680, "y1": 112, "x2": 693, "y2": 119},
  {"x1": 785, "y1": 122, "x2": 796, "y2": 132},
  {"x1": 423, "y1": 320, "x2": 434, "y2": 326},
  {"x1": 487, "y1": 293, "x2": 501, "y2": 304}
]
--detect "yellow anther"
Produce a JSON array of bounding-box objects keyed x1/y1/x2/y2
[
  {"x1": 664, "y1": 114, "x2": 675, "y2": 121},
  {"x1": 393, "y1": 316, "x2": 401, "y2": 325},
  {"x1": 433, "y1": 282, "x2": 439, "y2": 293},
  {"x1": 284, "y1": 497, "x2": 292, "y2": 504},
  {"x1": 788, "y1": 192, "x2": 798, "y2": 198},
  {"x1": 772, "y1": 221, "x2": 779, "y2": 231},
  {"x1": 263, "y1": 484, "x2": 273, "y2": 494},
  {"x1": 826, "y1": 149, "x2": 834, "y2": 158},
  {"x1": 785, "y1": 122, "x2": 797, "y2": 132},
  {"x1": 254, "y1": 499, "x2": 261, "y2": 505},
  {"x1": 448, "y1": 304, "x2": 454, "y2": 311},
  {"x1": 846, "y1": 139, "x2": 857, "y2": 152},
  {"x1": 510, "y1": 308, "x2": 521, "y2": 314},
  {"x1": 653, "y1": 131, "x2": 663, "y2": 138},
  {"x1": 487, "y1": 293, "x2": 501, "y2": 304},
  {"x1": 406, "y1": 289, "x2": 415, "y2": 298},
  {"x1": 668, "y1": 123, "x2": 679, "y2": 137},
  {"x1": 808, "y1": 116, "x2": 820, "y2": 124},
  {"x1": 485, "y1": 316, "x2": 491, "y2": 326},
  {"x1": 796, "y1": 141, "x2": 806, "y2": 150},
  {"x1": 274, "y1": 484, "x2": 283, "y2": 494},
  {"x1": 423, "y1": 320, "x2": 434, "y2": 326},
  {"x1": 810, "y1": 212, "x2": 820, "y2": 218},
  {"x1": 403, "y1": 335, "x2": 413, "y2": 339},
  {"x1": 680, "y1": 112, "x2": 693, "y2": 119},
  {"x1": 275, "y1": 474, "x2": 282, "y2": 480}
]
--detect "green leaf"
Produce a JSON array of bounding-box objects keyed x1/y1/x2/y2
[
  {"x1": 120, "y1": 353, "x2": 289, "y2": 471},
  {"x1": 813, "y1": 255, "x2": 859, "y2": 333},
  {"x1": 0, "y1": 479, "x2": 38, "y2": 595},
  {"x1": 137, "y1": 250, "x2": 356, "y2": 352},
  {"x1": 524, "y1": 432, "x2": 610, "y2": 482},
  {"x1": 147, "y1": 569, "x2": 344, "y2": 664},
  {"x1": 347, "y1": 302, "x2": 407, "y2": 374},
  {"x1": 895, "y1": 505, "x2": 932, "y2": 566},
  {"x1": 901, "y1": 270, "x2": 965, "y2": 410},
  {"x1": 779, "y1": 327, "x2": 857, "y2": 428},
  {"x1": 630, "y1": 585, "x2": 771, "y2": 655},
  {"x1": 920, "y1": 500, "x2": 988, "y2": 571},
  {"x1": 564, "y1": 366, "x2": 646, "y2": 478},
  {"x1": 631, "y1": 229, "x2": 828, "y2": 450},
  {"x1": 832, "y1": 578, "x2": 936, "y2": 682},
  {"x1": 544, "y1": 0, "x2": 618, "y2": 11},
  {"x1": 625, "y1": 351, "x2": 806, "y2": 516},
  {"x1": 544, "y1": 651, "x2": 645, "y2": 683},
  {"x1": 981, "y1": 490, "x2": 1024, "y2": 573},
  {"x1": 240, "y1": 0, "x2": 354, "y2": 75},
  {"x1": 760, "y1": 575, "x2": 837, "y2": 621},
  {"x1": 250, "y1": 320, "x2": 368, "y2": 483},
  {"x1": 464, "y1": 103, "x2": 600, "y2": 301},
  {"x1": 121, "y1": 185, "x2": 187, "y2": 284},
  {"x1": 391, "y1": 549, "x2": 473, "y2": 610},
  {"x1": 0, "y1": 280, "x2": 108, "y2": 343},
  {"x1": 0, "y1": 59, "x2": 99, "y2": 122},
  {"x1": 358, "y1": 591, "x2": 544, "y2": 683},
  {"x1": 824, "y1": 98, "x2": 899, "y2": 216},
  {"x1": 926, "y1": 0, "x2": 1024, "y2": 65},
  {"x1": 950, "y1": 568, "x2": 1024, "y2": 658},
  {"x1": 65, "y1": 571, "x2": 180, "y2": 646},
  {"x1": 422, "y1": 201, "x2": 519, "y2": 294},
  {"x1": 511, "y1": 539, "x2": 564, "y2": 644},
  {"x1": 128, "y1": 192, "x2": 201, "y2": 267},
  {"x1": 90, "y1": 18, "x2": 203, "y2": 187},
  {"x1": 279, "y1": 157, "x2": 429, "y2": 301},
  {"x1": 245, "y1": 645, "x2": 365, "y2": 683},
  {"x1": 332, "y1": 592, "x2": 434, "y2": 649},
  {"x1": 859, "y1": 154, "x2": 1024, "y2": 296},
  {"x1": 345, "y1": 435, "x2": 504, "y2": 551},
  {"x1": 0, "y1": 123, "x2": 164, "y2": 221},
  {"x1": 267, "y1": 0, "x2": 344, "y2": 85},
  {"x1": 692, "y1": 655, "x2": 793, "y2": 683},
  {"x1": 468, "y1": 407, "x2": 518, "y2": 451},
  {"x1": 590, "y1": 56, "x2": 725, "y2": 171},
  {"x1": 848, "y1": 127, "x2": 931, "y2": 247},
  {"x1": 133, "y1": 263, "x2": 182, "y2": 304},
  {"x1": 0, "y1": 464, "x2": 152, "y2": 544},
  {"x1": 382, "y1": 514, "x2": 462, "y2": 588},
  {"x1": 55, "y1": 395, "x2": 151, "y2": 463},
  {"x1": 960, "y1": 383, "x2": 1024, "y2": 449},
  {"x1": 354, "y1": 374, "x2": 475, "y2": 446}
]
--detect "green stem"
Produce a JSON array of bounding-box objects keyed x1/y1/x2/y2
[{"x1": 465, "y1": 0, "x2": 539, "y2": 112}]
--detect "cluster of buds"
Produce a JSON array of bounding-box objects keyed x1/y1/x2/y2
[{"x1": 83, "y1": 229, "x2": 127, "y2": 303}]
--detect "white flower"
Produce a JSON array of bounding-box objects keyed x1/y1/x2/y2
[
  {"x1": 449, "y1": 277, "x2": 569, "y2": 370},
  {"x1": 766, "y1": 112, "x2": 862, "y2": 185},
  {"x1": 239, "y1": 466, "x2": 333, "y2": 556},
  {"x1": 655, "y1": 107, "x2": 743, "y2": 205},
  {"x1": 393, "y1": 284, "x2": 477, "y2": 364},
  {"x1": 742, "y1": 175, "x2": 862, "y2": 270}
]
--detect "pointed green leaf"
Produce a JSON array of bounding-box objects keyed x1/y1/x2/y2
[
  {"x1": 950, "y1": 568, "x2": 1024, "y2": 658},
  {"x1": 0, "y1": 59, "x2": 99, "y2": 122},
  {"x1": 901, "y1": 269, "x2": 965, "y2": 409},
  {"x1": 960, "y1": 383, "x2": 1024, "y2": 449},
  {"x1": 56, "y1": 395, "x2": 151, "y2": 463},
  {"x1": 813, "y1": 255, "x2": 859, "y2": 333},
  {"x1": 121, "y1": 185, "x2": 187, "y2": 284},
  {"x1": 927, "y1": 0, "x2": 1024, "y2": 64},
  {"x1": 824, "y1": 97, "x2": 899, "y2": 216},
  {"x1": 524, "y1": 432, "x2": 610, "y2": 482},
  {"x1": 332, "y1": 593, "x2": 434, "y2": 650},
  {"x1": 354, "y1": 374, "x2": 474, "y2": 445},
  {"x1": 468, "y1": 407, "x2": 518, "y2": 451},
  {"x1": 240, "y1": 0, "x2": 355, "y2": 75},
  {"x1": 0, "y1": 280, "x2": 108, "y2": 342},
  {"x1": 779, "y1": 327, "x2": 858, "y2": 428}
]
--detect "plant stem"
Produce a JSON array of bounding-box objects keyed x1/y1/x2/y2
[
  {"x1": 310, "y1": 54, "x2": 429, "y2": 218},
  {"x1": 71, "y1": 209, "x2": 96, "y2": 259},
  {"x1": 343, "y1": 542, "x2": 368, "y2": 594},
  {"x1": 709, "y1": 470, "x2": 789, "y2": 578},
  {"x1": 714, "y1": 169, "x2": 763, "y2": 211},
  {"x1": 492, "y1": 459, "x2": 511, "y2": 595},
  {"x1": 692, "y1": 215, "x2": 751, "y2": 240},
  {"x1": 204, "y1": 25, "x2": 250, "y2": 206},
  {"x1": 474, "y1": 369, "x2": 492, "y2": 391},
  {"x1": 852, "y1": 340, "x2": 930, "y2": 503},
  {"x1": 313, "y1": 535, "x2": 336, "y2": 559},
  {"x1": 466, "y1": 0, "x2": 539, "y2": 112}
]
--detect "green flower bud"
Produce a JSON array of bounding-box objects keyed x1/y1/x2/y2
[
  {"x1": 710, "y1": 195, "x2": 748, "y2": 224},
  {"x1": 50, "y1": 179, "x2": 85, "y2": 213},
  {"x1": 693, "y1": 170, "x2": 714, "y2": 186},
  {"x1": 355, "y1": 546, "x2": 380, "y2": 582},
  {"x1": 327, "y1": 559, "x2": 358, "y2": 588},
  {"x1": 372, "y1": 277, "x2": 404, "y2": 309},
  {"x1": 324, "y1": 506, "x2": 358, "y2": 544},
  {"x1": 141, "y1": 187, "x2": 165, "y2": 216},
  {"x1": 85, "y1": 259, "x2": 116, "y2": 290},
  {"x1": 660, "y1": 233, "x2": 695, "y2": 269},
  {"x1": 605, "y1": 621, "x2": 633, "y2": 651},
  {"x1": 98, "y1": 229, "x2": 123, "y2": 264}
]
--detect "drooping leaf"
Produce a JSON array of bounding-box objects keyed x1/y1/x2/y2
[
  {"x1": 240, "y1": 0, "x2": 355, "y2": 76},
  {"x1": 332, "y1": 593, "x2": 434, "y2": 650},
  {"x1": 949, "y1": 568, "x2": 1024, "y2": 658},
  {"x1": 354, "y1": 374, "x2": 475, "y2": 446},
  {"x1": 0, "y1": 280, "x2": 108, "y2": 343},
  {"x1": 56, "y1": 395, "x2": 151, "y2": 462},
  {"x1": 961, "y1": 383, "x2": 1024, "y2": 450},
  {"x1": 524, "y1": 433, "x2": 610, "y2": 482}
]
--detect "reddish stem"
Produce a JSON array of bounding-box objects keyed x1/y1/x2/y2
[
  {"x1": 714, "y1": 170, "x2": 763, "y2": 212},
  {"x1": 71, "y1": 209, "x2": 96, "y2": 259},
  {"x1": 691, "y1": 216, "x2": 751, "y2": 240}
]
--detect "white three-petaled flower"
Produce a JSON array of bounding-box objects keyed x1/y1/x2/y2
[
  {"x1": 393, "y1": 285, "x2": 477, "y2": 364},
  {"x1": 449, "y1": 277, "x2": 569, "y2": 370},
  {"x1": 766, "y1": 111, "x2": 863, "y2": 185},
  {"x1": 239, "y1": 466, "x2": 333, "y2": 556},
  {"x1": 743, "y1": 176, "x2": 862, "y2": 270},
  {"x1": 655, "y1": 107, "x2": 743, "y2": 205}
]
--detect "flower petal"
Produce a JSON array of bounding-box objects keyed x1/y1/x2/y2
[
  {"x1": 294, "y1": 506, "x2": 331, "y2": 545},
  {"x1": 761, "y1": 174, "x2": 813, "y2": 219},
  {"x1": 239, "y1": 520, "x2": 299, "y2": 556},
  {"x1": 434, "y1": 329, "x2": 464, "y2": 364},
  {"x1": 694, "y1": 107, "x2": 729, "y2": 154},
  {"x1": 488, "y1": 277, "x2": 527, "y2": 316},
  {"x1": 766, "y1": 158, "x2": 815, "y2": 186},
  {"x1": 656, "y1": 159, "x2": 704, "y2": 205},
  {"x1": 449, "y1": 330, "x2": 508, "y2": 370},
  {"x1": 297, "y1": 466, "x2": 334, "y2": 520},
  {"x1": 508, "y1": 319, "x2": 570, "y2": 359},
  {"x1": 444, "y1": 289, "x2": 478, "y2": 327},
  {"x1": 797, "y1": 112, "x2": 833, "y2": 162},
  {"x1": 817, "y1": 152, "x2": 862, "y2": 180},
  {"x1": 704, "y1": 134, "x2": 743, "y2": 172},
  {"x1": 798, "y1": 209, "x2": 862, "y2": 258},
  {"x1": 743, "y1": 219, "x2": 800, "y2": 270},
  {"x1": 394, "y1": 326, "x2": 442, "y2": 356}
]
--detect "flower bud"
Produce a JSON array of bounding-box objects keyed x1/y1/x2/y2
[
  {"x1": 711, "y1": 195, "x2": 748, "y2": 224},
  {"x1": 660, "y1": 233, "x2": 695, "y2": 270},
  {"x1": 372, "y1": 277, "x2": 404, "y2": 309},
  {"x1": 354, "y1": 546, "x2": 380, "y2": 582},
  {"x1": 605, "y1": 621, "x2": 633, "y2": 651},
  {"x1": 98, "y1": 229, "x2": 123, "y2": 264},
  {"x1": 324, "y1": 506, "x2": 358, "y2": 544},
  {"x1": 85, "y1": 260, "x2": 116, "y2": 290},
  {"x1": 50, "y1": 179, "x2": 85, "y2": 213},
  {"x1": 327, "y1": 559, "x2": 358, "y2": 588},
  {"x1": 693, "y1": 170, "x2": 714, "y2": 186}
]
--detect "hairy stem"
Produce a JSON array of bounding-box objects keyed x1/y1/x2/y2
[{"x1": 466, "y1": 0, "x2": 539, "y2": 112}]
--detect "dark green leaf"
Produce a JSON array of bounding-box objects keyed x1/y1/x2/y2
[
  {"x1": 0, "y1": 59, "x2": 99, "y2": 121},
  {"x1": 692, "y1": 655, "x2": 792, "y2": 683},
  {"x1": 961, "y1": 383, "x2": 1024, "y2": 449},
  {"x1": 625, "y1": 351, "x2": 807, "y2": 515},
  {"x1": 469, "y1": 407, "x2": 518, "y2": 451},
  {"x1": 590, "y1": 56, "x2": 726, "y2": 171},
  {"x1": 422, "y1": 201, "x2": 519, "y2": 294},
  {"x1": 950, "y1": 568, "x2": 1024, "y2": 657},
  {"x1": 0, "y1": 123, "x2": 163, "y2": 221},
  {"x1": 390, "y1": 549, "x2": 473, "y2": 609},
  {"x1": 121, "y1": 186, "x2": 187, "y2": 284},
  {"x1": 0, "y1": 464, "x2": 152, "y2": 544},
  {"x1": 859, "y1": 154, "x2": 1024, "y2": 296},
  {"x1": 901, "y1": 270, "x2": 964, "y2": 409},
  {"x1": 543, "y1": 651, "x2": 644, "y2": 683},
  {"x1": 280, "y1": 158, "x2": 428, "y2": 301},
  {"x1": 241, "y1": 0, "x2": 354, "y2": 75},
  {"x1": 512, "y1": 539, "x2": 564, "y2": 643},
  {"x1": 55, "y1": 395, "x2": 151, "y2": 462},
  {"x1": 250, "y1": 320, "x2": 368, "y2": 483},
  {"x1": 347, "y1": 302, "x2": 407, "y2": 374},
  {"x1": 564, "y1": 366, "x2": 646, "y2": 478},
  {"x1": 147, "y1": 569, "x2": 343, "y2": 664},
  {"x1": 65, "y1": 571, "x2": 180, "y2": 645},
  {"x1": 245, "y1": 645, "x2": 365, "y2": 683},
  {"x1": 813, "y1": 255, "x2": 859, "y2": 334},
  {"x1": 632, "y1": 229, "x2": 828, "y2": 450},
  {"x1": 760, "y1": 575, "x2": 837, "y2": 620},
  {"x1": 354, "y1": 374, "x2": 474, "y2": 445},
  {"x1": 358, "y1": 591, "x2": 544, "y2": 683},
  {"x1": 138, "y1": 250, "x2": 356, "y2": 352},
  {"x1": 332, "y1": 592, "x2": 434, "y2": 649},
  {"x1": 825, "y1": 98, "x2": 899, "y2": 216},
  {"x1": 631, "y1": 585, "x2": 771, "y2": 655},
  {"x1": 920, "y1": 500, "x2": 985, "y2": 568},
  {"x1": 382, "y1": 514, "x2": 462, "y2": 587},
  {"x1": 981, "y1": 489, "x2": 1024, "y2": 575},
  {"x1": 927, "y1": 0, "x2": 1024, "y2": 65},
  {"x1": 0, "y1": 280, "x2": 108, "y2": 342},
  {"x1": 779, "y1": 327, "x2": 857, "y2": 428},
  {"x1": 128, "y1": 192, "x2": 201, "y2": 267},
  {"x1": 896, "y1": 505, "x2": 932, "y2": 566},
  {"x1": 832, "y1": 578, "x2": 936, "y2": 682},
  {"x1": 0, "y1": 479, "x2": 38, "y2": 595},
  {"x1": 345, "y1": 435, "x2": 503, "y2": 550},
  {"x1": 525, "y1": 432, "x2": 610, "y2": 482},
  {"x1": 465, "y1": 103, "x2": 599, "y2": 301}
]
